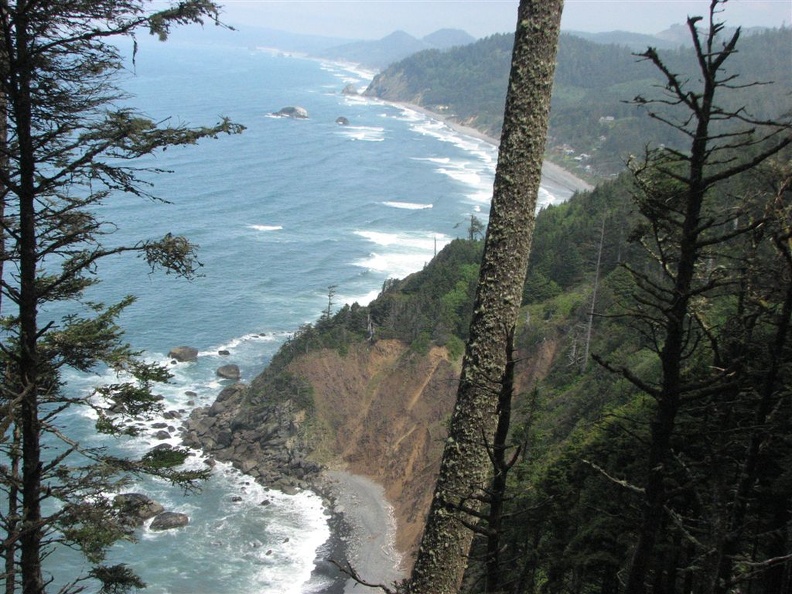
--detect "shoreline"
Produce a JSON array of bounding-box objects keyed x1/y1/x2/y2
[
  {"x1": 181, "y1": 68, "x2": 597, "y2": 592},
  {"x1": 317, "y1": 470, "x2": 405, "y2": 592},
  {"x1": 303, "y1": 99, "x2": 596, "y2": 591},
  {"x1": 390, "y1": 100, "x2": 594, "y2": 199}
]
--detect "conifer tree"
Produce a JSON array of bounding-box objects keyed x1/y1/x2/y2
[
  {"x1": 590, "y1": 3, "x2": 792, "y2": 591},
  {"x1": 0, "y1": 2, "x2": 243, "y2": 593}
]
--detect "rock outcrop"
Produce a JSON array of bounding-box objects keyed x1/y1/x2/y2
[
  {"x1": 168, "y1": 346, "x2": 198, "y2": 362},
  {"x1": 150, "y1": 512, "x2": 189, "y2": 531},
  {"x1": 216, "y1": 364, "x2": 241, "y2": 380},
  {"x1": 182, "y1": 383, "x2": 320, "y2": 493},
  {"x1": 335, "y1": 116, "x2": 350, "y2": 126},
  {"x1": 273, "y1": 106, "x2": 308, "y2": 119},
  {"x1": 114, "y1": 493, "x2": 165, "y2": 526}
]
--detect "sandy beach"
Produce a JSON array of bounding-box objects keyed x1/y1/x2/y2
[
  {"x1": 322, "y1": 470, "x2": 406, "y2": 592},
  {"x1": 393, "y1": 101, "x2": 594, "y2": 199}
]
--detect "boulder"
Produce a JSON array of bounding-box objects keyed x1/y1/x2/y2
[
  {"x1": 114, "y1": 493, "x2": 165, "y2": 523},
  {"x1": 168, "y1": 346, "x2": 198, "y2": 362},
  {"x1": 216, "y1": 364, "x2": 241, "y2": 381},
  {"x1": 335, "y1": 116, "x2": 350, "y2": 126},
  {"x1": 273, "y1": 106, "x2": 308, "y2": 119},
  {"x1": 341, "y1": 84, "x2": 358, "y2": 95},
  {"x1": 150, "y1": 512, "x2": 189, "y2": 531}
]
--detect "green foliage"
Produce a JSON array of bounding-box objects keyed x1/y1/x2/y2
[
  {"x1": 0, "y1": 2, "x2": 243, "y2": 591},
  {"x1": 459, "y1": 11, "x2": 792, "y2": 590},
  {"x1": 372, "y1": 238, "x2": 484, "y2": 345},
  {"x1": 143, "y1": 233, "x2": 203, "y2": 278},
  {"x1": 59, "y1": 500, "x2": 134, "y2": 565},
  {"x1": 444, "y1": 335, "x2": 466, "y2": 361},
  {"x1": 368, "y1": 28, "x2": 792, "y2": 178},
  {"x1": 410, "y1": 331, "x2": 432, "y2": 355},
  {"x1": 89, "y1": 564, "x2": 146, "y2": 594},
  {"x1": 249, "y1": 368, "x2": 315, "y2": 412},
  {"x1": 140, "y1": 447, "x2": 191, "y2": 469}
]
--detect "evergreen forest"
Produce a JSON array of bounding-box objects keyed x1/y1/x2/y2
[
  {"x1": 364, "y1": 27, "x2": 791, "y2": 178},
  {"x1": 264, "y1": 147, "x2": 792, "y2": 593}
]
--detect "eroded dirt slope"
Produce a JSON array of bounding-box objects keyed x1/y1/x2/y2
[{"x1": 288, "y1": 339, "x2": 459, "y2": 557}]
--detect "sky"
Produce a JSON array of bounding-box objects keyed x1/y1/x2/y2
[{"x1": 216, "y1": 0, "x2": 791, "y2": 40}]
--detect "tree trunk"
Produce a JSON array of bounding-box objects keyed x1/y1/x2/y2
[
  {"x1": 484, "y1": 328, "x2": 516, "y2": 593},
  {"x1": 581, "y1": 214, "x2": 605, "y2": 373},
  {"x1": 11, "y1": 10, "x2": 46, "y2": 594},
  {"x1": 405, "y1": 2, "x2": 563, "y2": 592}
]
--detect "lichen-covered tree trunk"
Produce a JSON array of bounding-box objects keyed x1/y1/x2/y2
[{"x1": 405, "y1": 2, "x2": 563, "y2": 592}]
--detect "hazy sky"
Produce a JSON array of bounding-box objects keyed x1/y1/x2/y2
[{"x1": 217, "y1": 1, "x2": 790, "y2": 40}]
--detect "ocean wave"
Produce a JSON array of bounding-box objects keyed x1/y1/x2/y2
[
  {"x1": 318, "y1": 60, "x2": 376, "y2": 85},
  {"x1": 337, "y1": 125, "x2": 386, "y2": 142},
  {"x1": 413, "y1": 156, "x2": 451, "y2": 165},
  {"x1": 382, "y1": 201, "x2": 433, "y2": 210},
  {"x1": 437, "y1": 165, "x2": 482, "y2": 187},
  {"x1": 340, "y1": 287, "x2": 381, "y2": 308},
  {"x1": 249, "y1": 224, "x2": 283, "y2": 232},
  {"x1": 353, "y1": 230, "x2": 451, "y2": 279}
]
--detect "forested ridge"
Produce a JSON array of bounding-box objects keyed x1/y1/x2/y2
[{"x1": 364, "y1": 27, "x2": 791, "y2": 178}]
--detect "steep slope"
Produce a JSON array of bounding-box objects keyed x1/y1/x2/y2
[{"x1": 287, "y1": 340, "x2": 459, "y2": 554}]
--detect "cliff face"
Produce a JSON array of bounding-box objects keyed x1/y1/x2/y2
[
  {"x1": 183, "y1": 330, "x2": 560, "y2": 563},
  {"x1": 288, "y1": 339, "x2": 460, "y2": 556}
]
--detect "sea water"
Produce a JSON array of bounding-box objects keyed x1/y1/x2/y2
[{"x1": 41, "y1": 33, "x2": 570, "y2": 594}]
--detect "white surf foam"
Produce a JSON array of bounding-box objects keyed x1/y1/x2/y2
[
  {"x1": 353, "y1": 230, "x2": 450, "y2": 280},
  {"x1": 337, "y1": 125, "x2": 385, "y2": 142},
  {"x1": 382, "y1": 201, "x2": 433, "y2": 210}
]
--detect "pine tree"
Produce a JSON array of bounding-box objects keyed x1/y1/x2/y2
[
  {"x1": 0, "y1": 2, "x2": 243, "y2": 593},
  {"x1": 590, "y1": 3, "x2": 792, "y2": 591}
]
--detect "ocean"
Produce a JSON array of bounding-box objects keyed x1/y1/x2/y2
[{"x1": 43, "y1": 33, "x2": 571, "y2": 594}]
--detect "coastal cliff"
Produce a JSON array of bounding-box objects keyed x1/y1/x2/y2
[
  {"x1": 182, "y1": 338, "x2": 459, "y2": 558},
  {"x1": 180, "y1": 235, "x2": 566, "y2": 571},
  {"x1": 183, "y1": 334, "x2": 559, "y2": 567},
  {"x1": 287, "y1": 340, "x2": 459, "y2": 555}
]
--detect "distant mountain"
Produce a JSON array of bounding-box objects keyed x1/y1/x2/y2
[
  {"x1": 318, "y1": 28, "x2": 476, "y2": 70},
  {"x1": 565, "y1": 29, "x2": 681, "y2": 50},
  {"x1": 422, "y1": 29, "x2": 476, "y2": 49},
  {"x1": 570, "y1": 24, "x2": 776, "y2": 50}
]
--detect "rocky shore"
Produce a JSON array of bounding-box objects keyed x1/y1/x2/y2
[
  {"x1": 182, "y1": 382, "x2": 322, "y2": 494},
  {"x1": 181, "y1": 378, "x2": 405, "y2": 591},
  {"x1": 175, "y1": 106, "x2": 595, "y2": 589}
]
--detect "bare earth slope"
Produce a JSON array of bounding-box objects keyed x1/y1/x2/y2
[{"x1": 289, "y1": 339, "x2": 459, "y2": 558}]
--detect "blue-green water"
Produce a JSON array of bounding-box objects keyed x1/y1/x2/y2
[{"x1": 42, "y1": 35, "x2": 567, "y2": 593}]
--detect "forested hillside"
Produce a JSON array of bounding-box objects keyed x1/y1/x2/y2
[{"x1": 365, "y1": 27, "x2": 791, "y2": 178}]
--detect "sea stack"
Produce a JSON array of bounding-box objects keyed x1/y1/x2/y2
[{"x1": 273, "y1": 106, "x2": 308, "y2": 119}]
